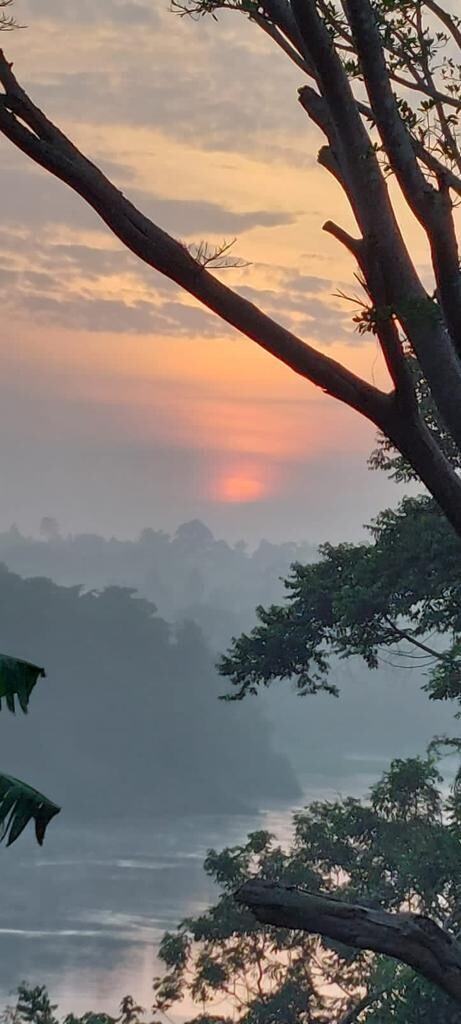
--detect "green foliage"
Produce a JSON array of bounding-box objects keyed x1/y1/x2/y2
[
  {"x1": 0, "y1": 774, "x2": 60, "y2": 846},
  {"x1": 219, "y1": 494, "x2": 461, "y2": 705},
  {"x1": 64, "y1": 1016, "x2": 117, "y2": 1024},
  {"x1": 4, "y1": 759, "x2": 461, "y2": 1022},
  {"x1": 0, "y1": 654, "x2": 45, "y2": 714},
  {"x1": 117, "y1": 997, "x2": 145, "y2": 1024},
  {"x1": 152, "y1": 756, "x2": 461, "y2": 1022},
  {"x1": 1, "y1": 987, "x2": 148, "y2": 1024},
  {"x1": 370, "y1": 756, "x2": 442, "y2": 822},
  {"x1": 0, "y1": 649, "x2": 59, "y2": 846},
  {"x1": 15, "y1": 984, "x2": 58, "y2": 1024}
]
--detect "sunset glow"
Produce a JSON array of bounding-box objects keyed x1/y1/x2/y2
[
  {"x1": 210, "y1": 466, "x2": 272, "y2": 503},
  {"x1": 0, "y1": 0, "x2": 422, "y2": 541}
]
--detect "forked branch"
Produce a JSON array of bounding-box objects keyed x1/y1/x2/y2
[{"x1": 0, "y1": 50, "x2": 390, "y2": 425}]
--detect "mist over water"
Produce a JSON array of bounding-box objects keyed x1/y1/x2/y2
[
  {"x1": 0, "y1": 774, "x2": 377, "y2": 1018},
  {"x1": 0, "y1": 519, "x2": 455, "y2": 1016}
]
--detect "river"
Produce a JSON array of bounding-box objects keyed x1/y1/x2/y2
[{"x1": 0, "y1": 769, "x2": 380, "y2": 1019}]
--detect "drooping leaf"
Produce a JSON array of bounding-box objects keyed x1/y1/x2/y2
[
  {"x1": 0, "y1": 773, "x2": 60, "y2": 846},
  {"x1": 0, "y1": 652, "x2": 45, "y2": 713}
]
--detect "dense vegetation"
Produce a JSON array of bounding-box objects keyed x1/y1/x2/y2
[
  {"x1": 0, "y1": 564, "x2": 298, "y2": 818},
  {"x1": 0, "y1": 519, "x2": 454, "y2": 782},
  {"x1": 151, "y1": 754, "x2": 461, "y2": 1022},
  {"x1": 220, "y1": 494, "x2": 461, "y2": 705},
  {"x1": 0, "y1": 0, "x2": 461, "y2": 1008},
  {"x1": 4, "y1": 753, "x2": 460, "y2": 1023}
]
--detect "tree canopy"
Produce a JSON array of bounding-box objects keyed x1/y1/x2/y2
[
  {"x1": 0, "y1": 564, "x2": 298, "y2": 818},
  {"x1": 151, "y1": 755, "x2": 461, "y2": 1020},
  {"x1": 219, "y1": 493, "x2": 461, "y2": 706},
  {"x1": 4, "y1": 755, "x2": 461, "y2": 1021},
  {"x1": 2, "y1": 0, "x2": 461, "y2": 1003}
]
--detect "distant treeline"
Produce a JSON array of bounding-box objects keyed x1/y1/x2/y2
[
  {"x1": 0, "y1": 519, "x2": 317, "y2": 649},
  {"x1": 0, "y1": 521, "x2": 455, "y2": 790},
  {"x1": 0, "y1": 565, "x2": 299, "y2": 820}
]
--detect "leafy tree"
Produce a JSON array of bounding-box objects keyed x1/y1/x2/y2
[
  {"x1": 152, "y1": 755, "x2": 461, "y2": 1021},
  {"x1": 2, "y1": 0, "x2": 461, "y2": 994},
  {"x1": 219, "y1": 493, "x2": 461, "y2": 705},
  {"x1": 6, "y1": 757, "x2": 461, "y2": 1020},
  {"x1": 1, "y1": 987, "x2": 148, "y2": 1024},
  {"x1": 0, "y1": 1, "x2": 461, "y2": 530},
  {"x1": 0, "y1": 566, "x2": 298, "y2": 816},
  {"x1": 5, "y1": 756, "x2": 461, "y2": 1019},
  {"x1": 15, "y1": 985, "x2": 58, "y2": 1024},
  {"x1": 215, "y1": 485, "x2": 461, "y2": 1000}
]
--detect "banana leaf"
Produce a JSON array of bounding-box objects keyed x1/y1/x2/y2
[
  {"x1": 0, "y1": 774, "x2": 60, "y2": 846},
  {"x1": 0, "y1": 653, "x2": 45, "y2": 713}
]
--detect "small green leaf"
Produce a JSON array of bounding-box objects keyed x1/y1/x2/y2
[{"x1": 0, "y1": 653, "x2": 45, "y2": 714}]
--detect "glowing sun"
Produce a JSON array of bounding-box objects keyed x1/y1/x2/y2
[{"x1": 211, "y1": 471, "x2": 269, "y2": 504}]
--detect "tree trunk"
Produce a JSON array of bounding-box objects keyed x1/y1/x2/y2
[
  {"x1": 381, "y1": 398, "x2": 461, "y2": 538},
  {"x1": 238, "y1": 880, "x2": 461, "y2": 1005}
]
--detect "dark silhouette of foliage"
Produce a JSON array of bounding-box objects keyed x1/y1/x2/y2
[
  {"x1": 0, "y1": 564, "x2": 298, "y2": 819},
  {"x1": 220, "y1": 494, "x2": 461, "y2": 707},
  {"x1": 150, "y1": 755, "x2": 461, "y2": 1021}
]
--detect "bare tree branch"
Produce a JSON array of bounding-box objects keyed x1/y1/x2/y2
[
  {"x1": 2, "y1": 47, "x2": 461, "y2": 532},
  {"x1": 290, "y1": 0, "x2": 461, "y2": 453},
  {"x1": 274, "y1": 13, "x2": 461, "y2": 196},
  {"x1": 423, "y1": 0, "x2": 461, "y2": 52},
  {"x1": 0, "y1": 52, "x2": 390, "y2": 423},
  {"x1": 318, "y1": 0, "x2": 461, "y2": 111},
  {"x1": 411, "y1": 137, "x2": 461, "y2": 195},
  {"x1": 238, "y1": 880, "x2": 461, "y2": 1005},
  {"x1": 2, "y1": 13, "x2": 461, "y2": 532},
  {"x1": 345, "y1": 0, "x2": 461, "y2": 359}
]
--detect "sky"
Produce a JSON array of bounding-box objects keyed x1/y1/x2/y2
[{"x1": 0, "y1": 0, "x2": 427, "y2": 544}]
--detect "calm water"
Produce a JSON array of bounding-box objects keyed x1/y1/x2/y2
[{"x1": 0, "y1": 772, "x2": 378, "y2": 1019}]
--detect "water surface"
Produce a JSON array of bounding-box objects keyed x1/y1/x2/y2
[{"x1": 0, "y1": 772, "x2": 377, "y2": 1018}]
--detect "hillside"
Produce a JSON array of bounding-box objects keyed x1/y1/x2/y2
[{"x1": 0, "y1": 565, "x2": 299, "y2": 819}]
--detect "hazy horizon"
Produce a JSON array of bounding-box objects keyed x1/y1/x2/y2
[
  {"x1": 0, "y1": 1, "x2": 425, "y2": 546},
  {"x1": 0, "y1": 461, "x2": 419, "y2": 548},
  {"x1": 0, "y1": 3, "x2": 446, "y2": 1017}
]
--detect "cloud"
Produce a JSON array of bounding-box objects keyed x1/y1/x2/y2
[
  {"x1": 0, "y1": 163, "x2": 297, "y2": 237},
  {"x1": 283, "y1": 273, "x2": 334, "y2": 293},
  {"x1": 0, "y1": 145, "x2": 305, "y2": 338},
  {"x1": 0, "y1": 226, "x2": 229, "y2": 335},
  {"x1": 19, "y1": 292, "x2": 174, "y2": 334},
  {"x1": 21, "y1": 0, "x2": 160, "y2": 26},
  {"x1": 0, "y1": 219, "x2": 354, "y2": 342},
  {"x1": 18, "y1": 1, "x2": 311, "y2": 158},
  {"x1": 0, "y1": 0, "x2": 398, "y2": 559},
  {"x1": 237, "y1": 281, "x2": 354, "y2": 345},
  {"x1": 129, "y1": 192, "x2": 298, "y2": 237},
  {"x1": 3, "y1": 287, "x2": 223, "y2": 337}
]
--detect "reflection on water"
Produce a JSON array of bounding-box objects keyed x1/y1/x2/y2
[{"x1": 0, "y1": 773, "x2": 376, "y2": 1018}]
